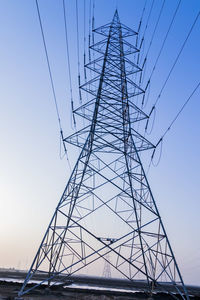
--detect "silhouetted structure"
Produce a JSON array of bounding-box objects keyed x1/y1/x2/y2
[{"x1": 18, "y1": 11, "x2": 189, "y2": 299}]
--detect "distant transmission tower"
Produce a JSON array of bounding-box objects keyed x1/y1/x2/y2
[
  {"x1": 18, "y1": 11, "x2": 189, "y2": 299},
  {"x1": 102, "y1": 253, "x2": 111, "y2": 278}
]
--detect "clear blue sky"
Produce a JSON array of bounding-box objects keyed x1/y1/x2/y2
[{"x1": 0, "y1": 0, "x2": 199, "y2": 285}]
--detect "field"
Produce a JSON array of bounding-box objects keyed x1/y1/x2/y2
[{"x1": 0, "y1": 281, "x2": 191, "y2": 300}]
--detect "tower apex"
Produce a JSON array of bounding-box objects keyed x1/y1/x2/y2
[{"x1": 112, "y1": 9, "x2": 120, "y2": 23}]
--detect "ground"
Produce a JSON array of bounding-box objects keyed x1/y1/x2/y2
[{"x1": 0, "y1": 281, "x2": 200, "y2": 300}]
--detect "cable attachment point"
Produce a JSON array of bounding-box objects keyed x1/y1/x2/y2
[
  {"x1": 139, "y1": 37, "x2": 144, "y2": 50},
  {"x1": 60, "y1": 130, "x2": 72, "y2": 170},
  {"x1": 145, "y1": 105, "x2": 156, "y2": 134},
  {"x1": 60, "y1": 130, "x2": 67, "y2": 155},
  {"x1": 137, "y1": 20, "x2": 142, "y2": 33},
  {"x1": 151, "y1": 137, "x2": 163, "y2": 167},
  {"x1": 142, "y1": 80, "x2": 151, "y2": 108},
  {"x1": 78, "y1": 75, "x2": 82, "y2": 104},
  {"x1": 145, "y1": 79, "x2": 150, "y2": 91},
  {"x1": 70, "y1": 97, "x2": 76, "y2": 129},
  {"x1": 142, "y1": 56, "x2": 147, "y2": 69},
  {"x1": 84, "y1": 53, "x2": 87, "y2": 80}
]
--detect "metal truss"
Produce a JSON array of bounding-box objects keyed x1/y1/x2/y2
[{"x1": 18, "y1": 11, "x2": 189, "y2": 299}]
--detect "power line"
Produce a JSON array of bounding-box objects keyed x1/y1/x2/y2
[
  {"x1": 144, "y1": 0, "x2": 166, "y2": 61},
  {"x1": 134, "y1": 1, "x2": 151, "y2": 111},
  {"x1": 88, "y1": 0, "x2": 92, "y2": 64},
  {"x1": 145, "y1": 7, "x2": 200, "y2": 134},
  {"x1": 133, "y1": 0, "x2": 147, "y2": 96},
  {"x1": 76, "y1": 0, "x2": 82, "y2": 104},
  {"x1": 137, "y1": 0, "x2": 155, "y2": 87},
  {"x1": 153, "y1": 9, "x2": 200, "y2": 108},
  {"x1": 161, "y1": 81, "x2": 200, "y2": 140},
  {"x1": 92, "y1": 0, "x2": 95, "y2": 46},
  {"x1": 35, "y1": 0, "x2": 70, "y2": 166},
  {"x1": 138, "y1": 0, "x2": 155, "y2": 64},
  {"x1": 137, "y1": 0, "x2": 147, "y2": 35},
  {"x1": 140, "y1": 0, "x2": 166, "y2": 89},
  {"x1": 150, "y1": 81, "x2": 200, "y2": 167},
  {"x1": 84, "y1": 0, "x2": 87, "y2": 81},
  {"x1": 63, "y1": 0, "x2": 76, "y2": 128},
  {"x1": 35, "y1": 0, "x2": 61, "y2": 130},
  {"x1": 140, "y1": 0, "x2": 155, "y2": 43},
  {"x1": 148, "y1": 0, "x2": 182, "y2": 85}
]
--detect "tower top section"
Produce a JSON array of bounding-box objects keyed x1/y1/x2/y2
[
  {"x1": 94, "y1": 11, "x2": 138, "y2": 38},
  {"x1": 112, "y1": 9, "x2": 120, "y2": 23}
]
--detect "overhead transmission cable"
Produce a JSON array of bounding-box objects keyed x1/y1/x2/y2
[
  {"x1": 35, "y1": 0, "x2": 70, "y2": 166},
  {"x1": 136, "y1": 0, "x2": 147, "y2": 47},
  {"x1": 134, "y1": 0, "x2": 147, "y2": 93},
  {"x1": 88, "y1": 0, "x2": 92, "y2": 64},
  {"x1": 133, "y1": 0, "x2": 147, "y2": 90},
  {"x1": 142, "y1": 0, "x2": 181, "y2": 109},
  {"x1": 146, "y1": 0, "x2": 166, "y2": 57},
  {"x1": 92, "y1": 0, "x2": 95, "y2": 46},
  {"x1": 87, "y1": 0, "x2": 93, "y2": 90},
  {"x1": 140, "y1": 0, "x2": 166, "y2": 87},
  {"x1": 150, "y1": 81, "x2": 200, "y2": 167},
  {"x1": 138, "y1": 0, "x2": 155, "y2": 66},
  {"x1": 137, "y1": 0, "x2": 155, "y2": 104},
  {"x1": 83, "y1": 0, "x2": 87, "y2": 81},
  {"x1": 76, "y1": 0, "x2": 82, "y2": 104},
  {"x1": 149, "y1": 0, "x2": 181, "y2": 87},
  {"x1": 139, "y1": 0, "x2": 166, "y2": 112},
  {"x1": 146, "y1": 0, "x2": 165, "y2": 59},
  {"x1": 160, "y1": 81, "x2": 200, "y2": 142},
  {"x1": 135, "y1": 0, "x2": 157, "y2": 131},
  {"x1": 91, "y1": 0, "x2": 96, "y2": 78},
  {"x1": 63, "y1": 0, "x2": 76, "y2": 129},
  {"x1": 146, "y1": 8, "x2": 200, "y2": 132},
  {"x1": 151, "y1": 9, "x2": 200, "y2": 109},
  {"x1": 35, "y1": 0, "x2": 61, "y2": 130},
  {"x1": 134, "y1": 0, "x2": 149, "y2": 109}
]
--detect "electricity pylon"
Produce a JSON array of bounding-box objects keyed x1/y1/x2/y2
[
  {"x1": 102, "y1": 253, "x2": 111, "y2": 278},
  {"x1": 18, "y1": 11, "x2": 189, "y2": 299}
]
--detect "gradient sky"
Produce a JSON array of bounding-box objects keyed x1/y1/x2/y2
[{"x1": 0, "y1": 0, "x2": 200, "y2": 286}]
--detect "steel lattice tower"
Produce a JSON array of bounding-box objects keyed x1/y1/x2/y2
[{"x1": 19, "y1": 11, "x2": 189, "y2": 299}]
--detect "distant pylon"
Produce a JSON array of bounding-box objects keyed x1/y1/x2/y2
[
  {"x1": 19, "y1": 10, "x2": 189, "y2": 299},
  {"x1": 102, "y1": 253, "x2": 111, "y2": 278}
]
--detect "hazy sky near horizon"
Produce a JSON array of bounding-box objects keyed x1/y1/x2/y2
[{"x1": 0, "y1": 0, "x2": 200, "y2": 286}]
